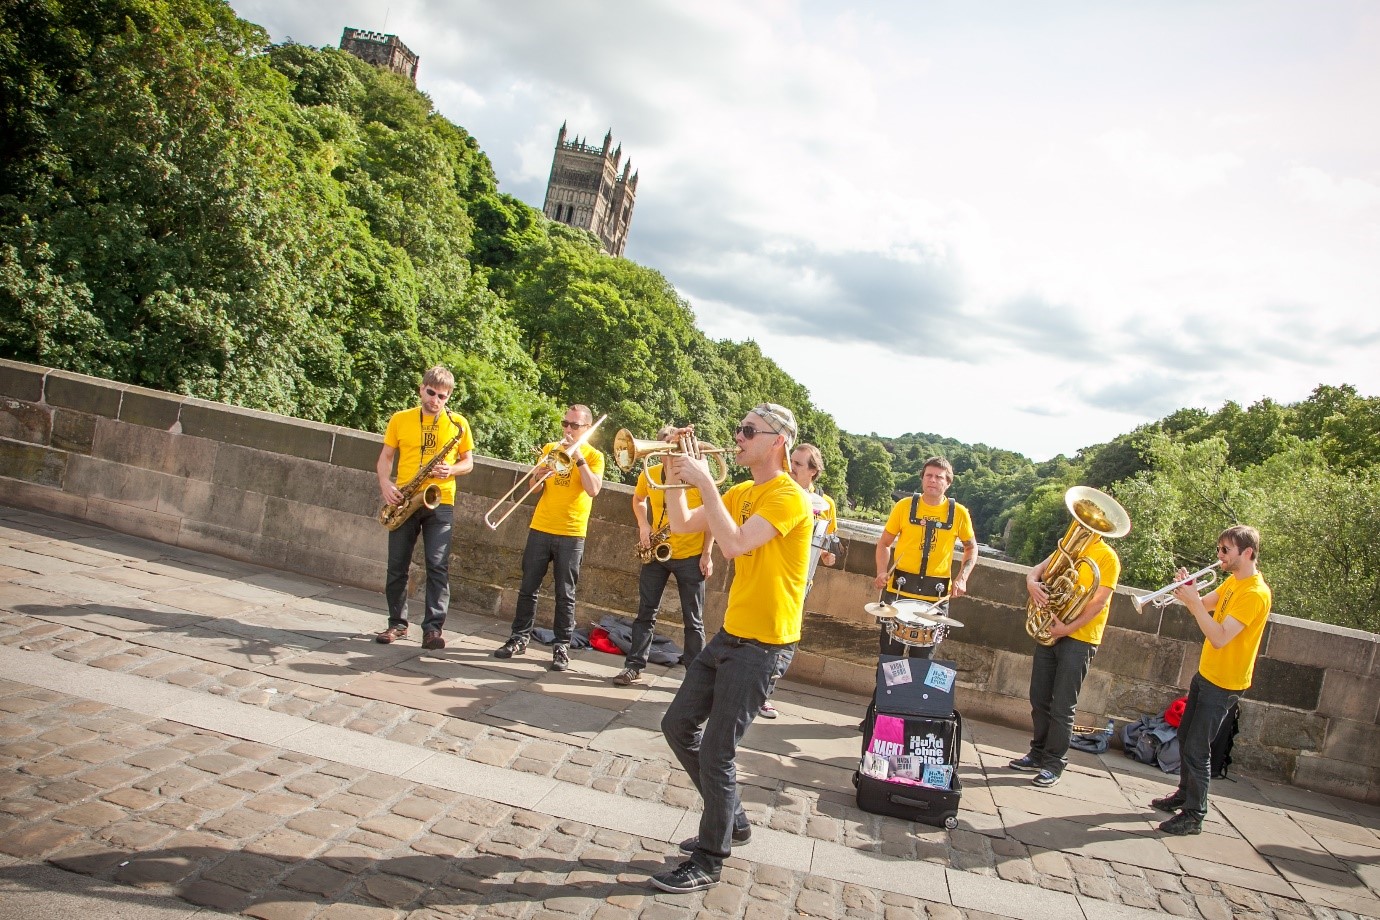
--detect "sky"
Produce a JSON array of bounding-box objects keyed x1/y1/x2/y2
[{"x1": 228, "y1": 0, "x2": 1380, "y2": 461}]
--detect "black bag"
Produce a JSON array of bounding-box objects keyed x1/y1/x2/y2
[
  {"x1": 1210, "y1": 702, "x2": 1240, "y2": 779},
  {"x1": 853, "y1": 707, "x2": 963, "y2": 829}
]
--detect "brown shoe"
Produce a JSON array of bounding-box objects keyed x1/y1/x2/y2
[
  {"x1": 375, "y1": 625, "x2": 408, "y2": 644},
  {"x1": 422, "y1": 630, "x2": 446, "y2": 650}
]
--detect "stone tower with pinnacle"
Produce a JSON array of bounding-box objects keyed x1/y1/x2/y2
[{"x1": 541, "y1": 124, "x2": 638, "y2": 257}]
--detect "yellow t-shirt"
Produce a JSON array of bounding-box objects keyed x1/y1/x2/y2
[
  {"x1": 635, "y1": 464, "x2": 706, "y2": 559},
  {"x1": 529, "y1": 442, "x2": 606, "y2": 537},
  {"x1": 883, "y1": 496, "x2": 975, "y2": 598},
  {"x1": 1065, "y1": 537, "x2": 1121, "y2": 646},
  {"x1": 1199, "y1": 572, "x2": 1272, "y2": 691},
  {"x1": 383, "y1": 408, "x2": 473, "y2": 506},
  {"x1": 722, "y1": 473, "x2": 812, "y2": 645},
  {"x1": 812, "y1": 490, "x2": 838, "y2": 535}
]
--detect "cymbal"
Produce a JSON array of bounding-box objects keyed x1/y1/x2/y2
[
  {"x1": 924, "y1": 612, "x2": 964, "y2": 627},
  {"x1": 864, "y1": 601, "x2": 899, "y2": 619}
]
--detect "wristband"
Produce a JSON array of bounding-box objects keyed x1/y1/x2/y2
[{"x1": 576, "y1": 458, "x2": 586, "y2": 468}]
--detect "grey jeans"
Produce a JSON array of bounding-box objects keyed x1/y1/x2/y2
[
  {"x1": 1175, "y1": 671, "x2": 1241, "y2": 816},
  {"x1": 662, "y1": 630, "x2": 795, "y2": 873},
  {"x1": 1027, "y1": 637, "x2": 1097, "y2": 775}
]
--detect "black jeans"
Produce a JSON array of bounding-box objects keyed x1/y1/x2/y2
[
  {"x1": 510, "y1": 530, "x2": 583, "y2": 645},
  {"x1": 662, "y1": 630, "x2": 795, "y2": 873},
  {"x1": 1175, "y1": 671, "x2": 1240, "y2": 816},
  {"x1": 1027, "y1": 637, "x2": 1097, "y2": 775},
  {"x1": 384, "y1": 504, "x2": 453, "y2": 634},
  {"x1": 628, "y1": 554, "x2": 705, "y2": 670}
]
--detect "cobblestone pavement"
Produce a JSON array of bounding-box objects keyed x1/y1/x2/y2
[{"x1": 2, "y1": 503, "x2": 1379, "y2": 920}]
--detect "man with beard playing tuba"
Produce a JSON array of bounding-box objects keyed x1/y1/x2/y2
[
  {"x1": 614, "y1": 425, "x2": 716, "y2": 686},
  {"x1": 1011, "y1": 487, "x2": 1128, "y2": 789}
]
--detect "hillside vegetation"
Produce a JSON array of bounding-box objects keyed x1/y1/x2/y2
[{"x1": 2, "y1": 0, "x2": 1376, "y2": 632}]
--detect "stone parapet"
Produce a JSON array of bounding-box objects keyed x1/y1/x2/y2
[{"x1": 1, "y1": 357, "x2": 1376, "y2": 803}]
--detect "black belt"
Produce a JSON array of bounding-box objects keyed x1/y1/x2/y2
[{"x1": 721, "y1": 631, "x2": 793, "y2": 651}]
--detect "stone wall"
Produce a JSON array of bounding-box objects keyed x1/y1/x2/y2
[{"x1": 2, "y1": 358, "x2": 1376, "y2": 804}]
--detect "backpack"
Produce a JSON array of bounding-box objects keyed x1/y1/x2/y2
[
  {"x1": 1121, "y1": 715, "x2": 1180, "y2": 773},
  {"x1": 1210, "y1": 702, "x2": 1240, "y2": 779}
]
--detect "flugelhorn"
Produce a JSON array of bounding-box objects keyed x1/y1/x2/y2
[
  {"x1": 612, "y1": 428, "x2": 729, "y2": 490},
  {"x1": 483, "y1": 414, "x2": 608, "y2": 530},
  {"x1": 1132, "y1": 561, "x2": 1222, "y2": 613}
]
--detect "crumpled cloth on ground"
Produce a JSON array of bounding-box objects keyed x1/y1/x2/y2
[{"x1": 531, "y1": 614, "x2": 683, "y2": 665}]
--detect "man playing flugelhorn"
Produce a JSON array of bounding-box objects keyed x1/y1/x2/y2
[
  {"x1": 1153, "y1": 525, "x2": 1271, "y2": 836},
  {"x1": 614, "y1": 425, "x2": 715, "y2": 686},
  {"x1": 374, "y1": 366, "x2": 474, "y2": 650}
]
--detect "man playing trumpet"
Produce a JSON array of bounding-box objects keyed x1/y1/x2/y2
[
  {"x1": 614, "y1": 425, "x2": 715, "y2": 686},
  {"x1": 1153, "y1": 525, "x2": 1271, "y2": 836}
]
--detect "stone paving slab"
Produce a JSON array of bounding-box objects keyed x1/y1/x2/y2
[{"x1": 4, "y1": 504, "x2": 1380, "y2": 920}]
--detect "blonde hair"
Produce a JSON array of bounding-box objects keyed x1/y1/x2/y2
[{"x1": 422, "y1": 366, "x2": 455, "y2": 390}]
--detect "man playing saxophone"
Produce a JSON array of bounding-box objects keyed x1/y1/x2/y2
[
  {"x1": 1011, "y1": 493, "x2": 1123, "y2": 788},
  {"x1": 375, "y1": 366, "x2": 474, "y2": 650},
  {"x1": 614, "y1": 425, "x2": 715, "y2": 686},
  {"x1": 1153, "y1": 525, "x2": 1271, "y2": 836}
]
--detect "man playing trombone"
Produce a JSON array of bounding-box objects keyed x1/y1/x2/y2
[
  {"x1": 1153, "y1": 525, "x2": 1271, "y2": 836},
  {"x1": 614, "y1": 425, "x2": 715, "y2": 687},
  {"x1": 493, "y1": 405, "x2": 605, "y2": 672}
]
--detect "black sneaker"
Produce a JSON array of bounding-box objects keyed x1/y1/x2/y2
[
  {"x1": 650, "y1": 859, "x2": 720, "y2": 893},
  {"x1": 1158, "y1": 811, "x2": 1203, "y2": 836},
  {"x1": 1008, "y1": 754, "x2": 1041, "y2": 772},
  {"x1": 551, "y1": 643, "x2": 570, "y2": 672},
  {"x1": 1151, "y1": 793, "x2": 1186, "y2": 814},
  {"x1": 1032, "y1": 769, "x2": 1061, "y2": 788},
  {"x1": 494, "y1": 636, "x2": 527, "y2": 659},
  {"x1": 678, "y1": 824, "x2": 751, "y2": 854}
]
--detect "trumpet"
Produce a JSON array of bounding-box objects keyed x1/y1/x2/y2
[
  {"x1": 1132, "y1": 561, "x2": 1222, "y2": 613},
  {"x1": 612, "y1": 428, "x2": 729, "y2": 490},
  {"x1": 483, "y1": 414, "x2": 607, "y2": 530}
]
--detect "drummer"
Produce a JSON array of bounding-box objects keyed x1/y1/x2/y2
[{"x1": 872, "y1": 457, "x2": 978, "y2": 659}]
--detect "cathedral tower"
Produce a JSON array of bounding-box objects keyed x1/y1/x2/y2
[
  {"x1": 339, "y1": 28, "x2": 419, "y2": 84},
  {"x1": 542, "y1": 124, "x2": 638, "y2": 257}
]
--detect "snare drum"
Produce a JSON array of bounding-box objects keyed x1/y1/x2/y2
[{"x1": 884, "y1": 600, "x2": 950, "y2": 649}]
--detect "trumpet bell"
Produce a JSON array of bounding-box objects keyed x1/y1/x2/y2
[{"x1": 613, "y1": 429, "x2": 676, "y2": 473}]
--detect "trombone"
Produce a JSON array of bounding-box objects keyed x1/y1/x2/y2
[
  {"x1": 483, "y1": 414, "x2": 608, "y2": 530},
  {"x1": 612, "y1": 427, "x2": 730, "y2": 490},
  {"x1": 1131, "y1": 561, "x2": 1222, "y2": 613}
]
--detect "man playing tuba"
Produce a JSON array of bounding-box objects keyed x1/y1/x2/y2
[
  {"x1": 1011, "y1": 487, "x2": 1127, "y2": 788},
  {"x1": 614, "y1": 425, "x2": 715, "y2": 686}
]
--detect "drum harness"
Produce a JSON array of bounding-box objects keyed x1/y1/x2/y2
[{"x1": 889, "y1": 496, "x2": 955, "y2": 601}]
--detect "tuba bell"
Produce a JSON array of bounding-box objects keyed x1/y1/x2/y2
[{"x1": 1024, "y1": 486, "x2": 1132, "y2": 646}]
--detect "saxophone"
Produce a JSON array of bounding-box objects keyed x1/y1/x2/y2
[
  {"x1": 637, "y1": 524, "x2": 673, "y2": 564},
  {"x1": 1024, "y1": 486, "x2": 1131, "y2": 646},
  {"x1": 378, "y1": 414, "x2": 466, "y2": 531}
]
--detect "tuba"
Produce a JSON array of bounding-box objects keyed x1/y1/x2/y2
[
  {"x1": 378, "y1": 414, "x2": 466, "y2": 531},
  {"x1": 1024, "y1": 486, "x2": 1131, "y2": 646},
  {"x1": 637, "y1": 524, "x2": 673, "y2": 564}
]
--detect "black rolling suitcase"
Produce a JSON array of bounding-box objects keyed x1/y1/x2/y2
[
  {"x1": 853, "y1": 708, "x2": 963, "y2": 828},
  {"x1": 852, "y1": 655, "x2": 963, "y2": 828}
]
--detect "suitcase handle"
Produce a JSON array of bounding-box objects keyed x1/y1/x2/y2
[{"x1": 889, "y1": 793, "x2": 932, "y2": 811}]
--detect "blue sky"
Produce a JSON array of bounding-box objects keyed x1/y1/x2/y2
[{"x1": 230, "y1": 0, "x2": 1380, "y2": 460}]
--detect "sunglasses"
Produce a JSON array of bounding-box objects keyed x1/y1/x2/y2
[
  {"x1": 561, "y1": 419, "x2": 587, "y2": 429},
  {"x1": 424, "y1": 387, "x2": 450, "y2": 401},
  {"x1": 734, "y1": 424, "x2": 767, "y2": 439}
]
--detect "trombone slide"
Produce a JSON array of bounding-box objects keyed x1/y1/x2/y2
[{"x1": 483, "y1": 414, "x2": 607, "y2": 530}]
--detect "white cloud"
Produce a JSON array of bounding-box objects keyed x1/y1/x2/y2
[{"x1": 1284, "y1": 166, "x2": 1380, "y2": 215}]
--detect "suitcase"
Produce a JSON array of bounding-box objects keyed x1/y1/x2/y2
[
  {"x1": 873, "y1": 655, "x2": 957, "y2": 718},
  {"x1": 853, "y1": 707, "x2": 963, "y2": 829}
]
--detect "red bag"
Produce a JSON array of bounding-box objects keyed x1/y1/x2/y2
[
  {"x1": 1163, "y1": 696, "x2": 1187, "y2": 728},
  {"x1": 589, "y1": 627, "x2": 622, "y2": 655}
]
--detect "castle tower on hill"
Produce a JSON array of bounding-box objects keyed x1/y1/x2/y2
[
  {"x1": 542, "y1": 124, "x2": 638, "y2": 258},
  {"x1": 339, "y1": 27, "x2": 419, "y2": 84}
]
